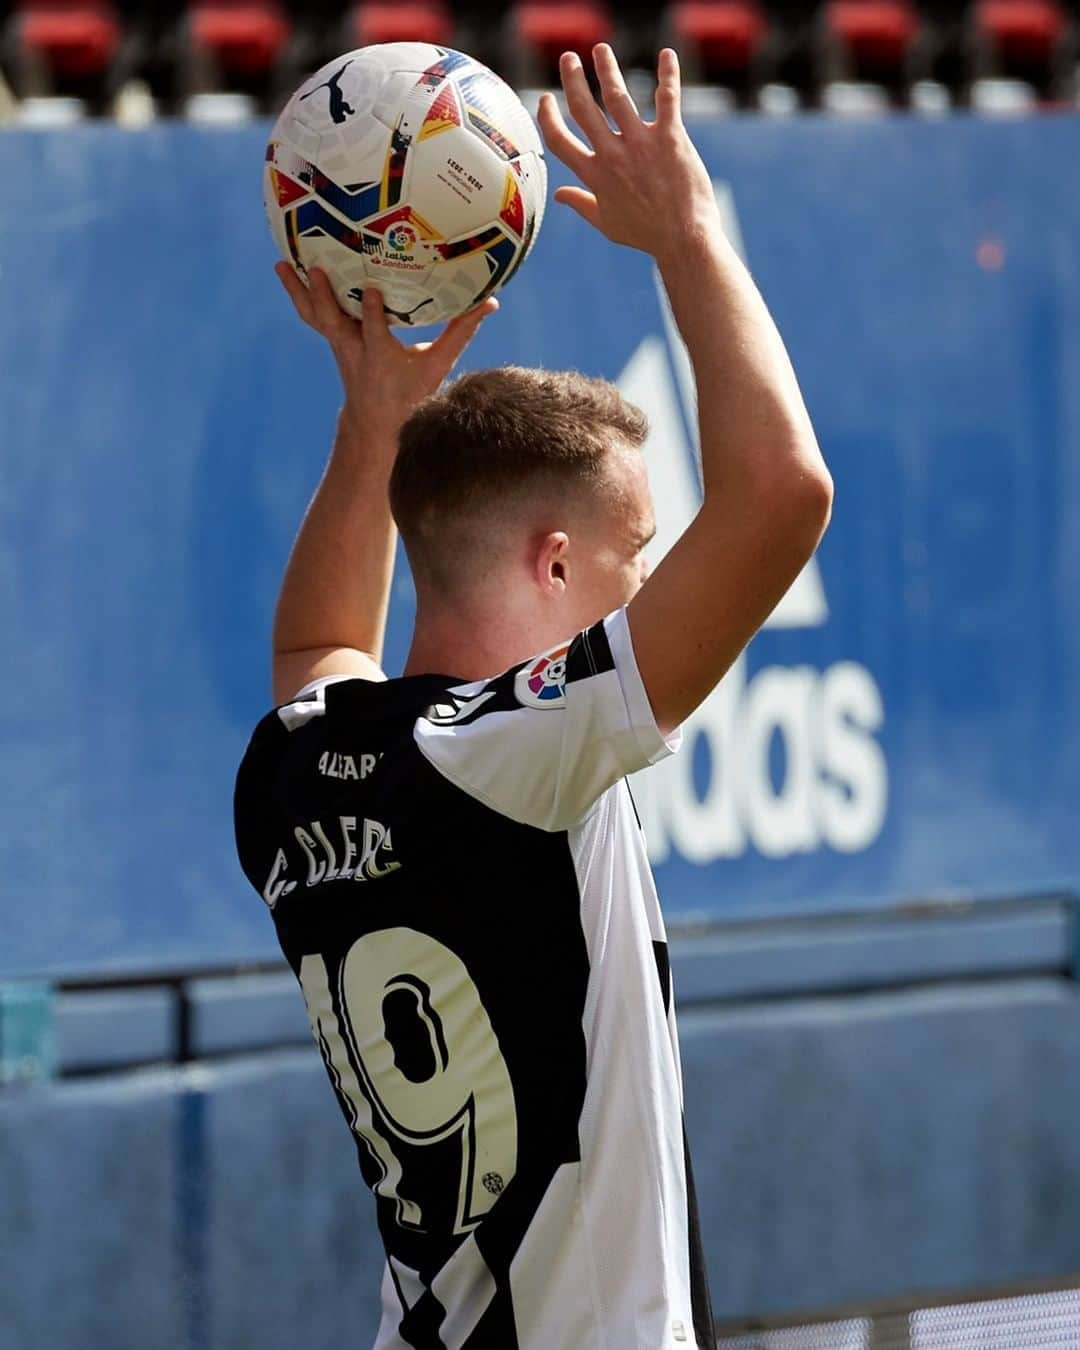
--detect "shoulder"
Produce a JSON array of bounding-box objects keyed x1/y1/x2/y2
[{"x1": 412, "y1": 609, "x2": 678, "y2": 832}]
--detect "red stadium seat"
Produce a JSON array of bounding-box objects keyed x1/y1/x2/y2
[
  {"x1": 19, "y1": 0, "x2": 120, "y2": 77},
  {"x1": 670, "y1": 2, "x2": 766, "y2": 73},
  {"x1": 190, "y1": 1, "x2": 291, "y2": 76},
  {"x1": 975, "y1": 0, "x2": 1065, "y2": 62},
  {"x1": 513, "y1": 2, "x2": 614, "y2": 66},
  {"x1": 352, "y1": 2, "x2": 454, "y2": 48},
  {"x1": 824, "y1": 0, "x2": 918, "y2": 68}
]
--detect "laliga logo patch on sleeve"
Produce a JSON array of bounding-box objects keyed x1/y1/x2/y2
[{"x1": 514, "y1": 643, "x2": 571, "y2": 709}]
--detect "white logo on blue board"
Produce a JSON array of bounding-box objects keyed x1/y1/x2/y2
[{"x1": 621, "y1": 184, "x2": 888, "y2": 867}]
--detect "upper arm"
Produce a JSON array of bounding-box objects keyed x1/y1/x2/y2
[
  {"x1": 414, "y1": 610, "x2": 678, "y2": 832},
  {"x1": 272, "y1": 645, "x2": 385, "y2": 706},
  {"x1": 628, "y1": 466, "x2": 833, "y2": 737}
]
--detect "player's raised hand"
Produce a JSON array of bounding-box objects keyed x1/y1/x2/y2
[
  {"x1": 274, "y1": 262, "x2": 496, "y2": 443},
  {"x1": 537, "y1": 45, "x2": 719, "y2": 261}
]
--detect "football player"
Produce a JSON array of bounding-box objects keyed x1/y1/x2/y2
[{"x1": 235, "y1": 45, "x2": 831, "y2": 1350}]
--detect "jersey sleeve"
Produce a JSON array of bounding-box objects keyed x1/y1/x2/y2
[{"x1": 413, "y1": 606, "x2": 680, "y2": 832}]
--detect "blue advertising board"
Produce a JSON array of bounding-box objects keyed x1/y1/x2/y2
[{"x1": 2, "y1": 116, "x2": 1078, "y2": 978}]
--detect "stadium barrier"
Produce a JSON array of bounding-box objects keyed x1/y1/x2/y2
[{"x1": 4, "y1": 896, "x2": 1080, "y2": 1345}]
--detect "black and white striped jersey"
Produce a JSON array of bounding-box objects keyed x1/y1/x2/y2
[{"x1": 233, "y1": 607, "x2": 715, "y2": 1350}]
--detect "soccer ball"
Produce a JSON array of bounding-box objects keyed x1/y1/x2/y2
[{"x1": 264, "y1": 44, "x2": 547, "y2": 327}]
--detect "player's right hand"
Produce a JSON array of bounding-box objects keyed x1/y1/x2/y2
[
  {"x1": 537, "y1": 45, "x2": 720, "y2": 262},
  {"x1": 274, "y1": 263, "x2": 496, "y2": 450}
]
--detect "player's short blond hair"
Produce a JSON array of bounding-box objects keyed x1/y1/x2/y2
[{"x1": 391, "y1": 366, "x2": 648, "y2": 591}]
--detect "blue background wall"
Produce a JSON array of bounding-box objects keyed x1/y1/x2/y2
[
  {"x1": 3, "y1": 118, "x2": 1080, "y2": 1347},
  {"x1": 3, "y1": 117, "x2": 1079, "y2": 979}
]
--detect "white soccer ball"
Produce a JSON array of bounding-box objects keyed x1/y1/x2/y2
[{"x1": 264, "y1": 44, "x2": 547, "y2": 327}]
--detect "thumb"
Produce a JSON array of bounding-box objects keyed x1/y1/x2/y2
[
  {"x1": 429, "y1": 296, "x2": 498, "y2": 374},
  {"x1": 553, "y1": 185, "x2": 600, "y2": 229}
]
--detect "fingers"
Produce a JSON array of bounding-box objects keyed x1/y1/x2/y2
[
  {"x1": 308, "y1": 265, "x2": 354, "y2": 337},
  {"x1": 357, "y1": 284, "x2": 392, "y2": 345},
  {"x1": 537, "y1": 92, "x2": 593, "y2": 179},
  {"x1": 277, "y1": 260, "x2": 358, "y2": 338},
  {"x1": 654, "y1": 47, "x2": 682, "y2": 129},
  {"x1": 593, "y1": 43, "x2": 639, "y2": 135},
  {"x1": 274, "y1": 261, "x2": 317, "y2": 327},
  {"x1": 559, "y1": 50, "x2": 613, "y2": 149},
  {"x1": 276, "y1": 261, "x2": 492, "y2": 379},
  {"x1": 429, "y1": 296, "x2": 498, "y2": 374},
  {"x1": 552, "y1": 185, "x2": 600, "y2": 229}
]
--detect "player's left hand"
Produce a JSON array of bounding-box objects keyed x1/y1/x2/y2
[
  {"x1": 274, "y1": 263, "x2": 497, "y2": 447},
  {"x1": 537, "y1": 45, "x2": 717, "y2": 263}
]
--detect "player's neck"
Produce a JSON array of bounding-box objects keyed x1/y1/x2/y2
[{"x1": 402, "y1": 601, "x2": 567, "y2": 683}]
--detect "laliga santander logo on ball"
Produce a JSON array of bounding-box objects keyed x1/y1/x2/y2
[
  {"x1": 386, "y1": 224, "x2": 417, "y2": 255},
  {"x1": 515, "y1": 643, "x2": 571, "y2": 708}
]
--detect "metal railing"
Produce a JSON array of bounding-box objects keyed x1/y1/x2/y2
[{"x1": 717, "y1": 1280, "x2": 1080, "y2": 1348}]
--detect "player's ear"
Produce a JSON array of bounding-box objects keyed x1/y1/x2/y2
[{"x1": 534, "y1": 531, "x2": 570, "y2": 595}]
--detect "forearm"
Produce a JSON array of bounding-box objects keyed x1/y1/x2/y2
[
  {"x1": 658, "y1": 227, "x2": 825, "y2": 502},
  {"x1": 272, "y1": 410, "x2": 397, "y2": 660}
]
